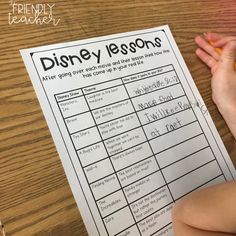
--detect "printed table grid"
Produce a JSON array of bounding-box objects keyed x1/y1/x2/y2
[{"x1": 54, "y1": 65, "x2": 226, "y2": 236}]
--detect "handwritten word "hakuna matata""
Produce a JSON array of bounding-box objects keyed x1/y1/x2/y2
[{"x1": 8, "y1": 1, "x2": 60, "y2": 26}]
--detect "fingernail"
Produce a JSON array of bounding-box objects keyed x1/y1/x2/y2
[{"x1": 203, "y1": 32, "x2": 207, "y2": 38}]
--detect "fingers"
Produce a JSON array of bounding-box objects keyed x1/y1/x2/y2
[
  {"x1": 195, "y1": 35, "x2": 221, "y2": 61},
  {"x1": 204, "y1": 32, "x2": 225, "y2": 42},
  {"x1": 195, "y1": 33, "x2": 236, "y2": 72},
  {"x1": 213, "y1": 36, "x2": 236, "y2": 48},
  {"x1": 220, "y1": 40, "x2": 236, "y2": 71},
  {"x1": 195, "y1": 48, "x2": 217, "y2": 69}
]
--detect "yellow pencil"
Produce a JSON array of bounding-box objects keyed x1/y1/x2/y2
[
  {"x1": 0, "y1": 221, "x2": 5, "y2": 236},
  {"x1": 209, "y1": 40, "x2": 236, "y2": 70}
]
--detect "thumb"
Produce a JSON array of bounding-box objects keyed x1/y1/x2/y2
[{"x1": 221, "y1": 40, "x2": 236, "y2": 71}]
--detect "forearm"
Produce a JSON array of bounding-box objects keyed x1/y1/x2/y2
[
  {"x1": 219, "y1": 106, "x2": 236, "y2": 139},
  {"x1": 225, "y1": 120, "x2": 236, "y2": 140},
  {"x1": 172, "y1": 181, "x2": 236, "y2": 235}
]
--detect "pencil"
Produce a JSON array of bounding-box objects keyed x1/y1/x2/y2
[{"x1": 209, "y1": 40, "x2": 236, "y2": 70}]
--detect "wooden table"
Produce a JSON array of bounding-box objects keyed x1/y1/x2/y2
[{"x1": 1, "y1": 0, "x2": 236, "y2": 235}]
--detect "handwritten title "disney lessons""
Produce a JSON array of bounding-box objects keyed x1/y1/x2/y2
[{"x1": 8, "y1": 0, "x2": 60, "y2": 26}]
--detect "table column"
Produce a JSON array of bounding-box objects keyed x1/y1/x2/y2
[
  {"x1": 55, "y1": 88, "x2": 119, "y2": 236},
  {"x1": 83, "y1": 79, "x2": 142, "y2": 236}
]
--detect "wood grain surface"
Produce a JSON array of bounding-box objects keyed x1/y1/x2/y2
[{"x1": 0, "y1": 0, "x2": 236, "y2": 235}]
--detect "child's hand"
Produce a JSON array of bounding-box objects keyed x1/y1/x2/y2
[{"x1": 195, "y1": 33, "x2": 236, "y2": 138}]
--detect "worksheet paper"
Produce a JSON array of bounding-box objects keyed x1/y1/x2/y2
[{"x1": 21, "y1": 25, "x2": 235, "y2": 236}]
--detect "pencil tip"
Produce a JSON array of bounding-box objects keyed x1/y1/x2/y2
[{"x1": 0, "y1": 220, "x2": 6, "y2": 236}]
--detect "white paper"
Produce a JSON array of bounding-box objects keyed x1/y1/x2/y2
[{"x1": 21, "y1": 25, "x2": 236, "y2": 236}]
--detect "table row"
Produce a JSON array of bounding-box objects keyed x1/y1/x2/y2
[
  {"x1": 59, "y1": 81, "x2": 184, "y2": 120},
  {"x1": 90, "y1": 159, "x2": 223, "y2": 205}
]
